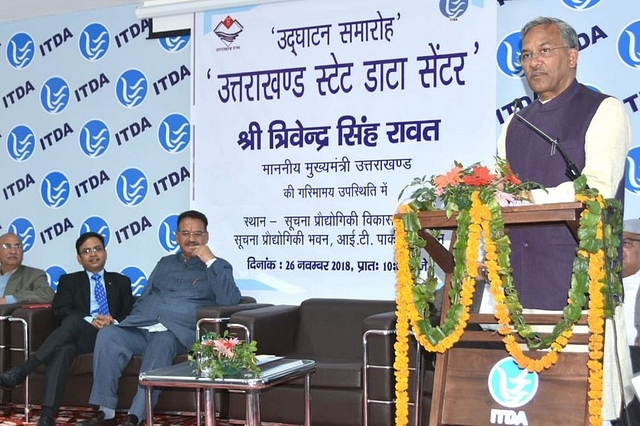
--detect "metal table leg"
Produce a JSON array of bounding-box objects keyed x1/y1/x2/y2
[
  {"x1": 304, "y1": 373, "x2": 311, "y2": 426},
  {"x1": 246, "y1": 390, "x2": 261, "y2": 426},
  {"x1": 145, "y1": 387, "x2": 153, "y2": 426},
  {"x1": 204, "y1": 388, "x2": 216, "y2": 426}
]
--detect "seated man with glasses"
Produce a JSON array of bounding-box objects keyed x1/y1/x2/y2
[
  {"x1": 0, "y1": 232, "x2": 134, "y2": 426},
  {"x1": 81, "y1": 210, "x2": 241, "y2": 426},
  {"x1": 0, "y1": 232, "x2": 54, "y2": 304},
  {"x1": 623, "y1": 220, "x2": 640, "y2": 360}
]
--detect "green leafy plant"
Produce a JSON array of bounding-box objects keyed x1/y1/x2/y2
[{"x1": 188, "y1": 330, "x2": 260, "y2": 379}]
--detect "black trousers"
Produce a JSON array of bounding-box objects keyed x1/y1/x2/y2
[{"x1": 34, "y1": 315, "x2": 98, "y2": 412}]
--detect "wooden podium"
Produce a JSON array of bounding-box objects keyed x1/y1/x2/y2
[{"x1": 412, "y1": 202, "x2": 592, "y2": 426}]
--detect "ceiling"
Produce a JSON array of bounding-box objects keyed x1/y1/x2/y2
[{"x1": 0, "y1": 0, "x2": 143, "y2": 24}]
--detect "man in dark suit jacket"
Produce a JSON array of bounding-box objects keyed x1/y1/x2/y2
[
  {"x1": 0, "y1": 232, "x2": 134, "y2": 426},
  {"x1": 0, "y1": 232, "x2": 54, "y2": 303}
]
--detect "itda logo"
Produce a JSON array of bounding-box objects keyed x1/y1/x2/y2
[
  {"x1": 496, "y1": 32, "x2": 524, "y2": 78},
  {"x1": 41, "y1": 171, "x2": 70, "y2": 208},
  {"x1": 488, "y1": 357, "x2": 538, "y2": 408},
  {"x1": 626, "y1": 146, "x2": 640, "y2": 193},
  {"x1": 159, "y1": 35, "x2": 190, "y2": 53},
  {"x1": 116, "y1": 69, "x2": 148, "y2": 108},
  {"x1": 121, "y1": 266, "x2": 148, "y2": 296},
  {"x1": 8, "y1": 217, "x2": 36, "y2": 252},
  {"x1": 6, "y1": 32, "x2": 35, "y2": 69},
  {"x1": 439, "y1": 0, "x2": 469, "y2": 20},
  {"x1": 561, "y1": 0, "x2": 602, "y2": 10},
  {"x1": 79, "y1": 119, "x2": 110, "y2": 158},
  {"x1": 45, "y1": 265, "x2": 67, "y2": 291},
  {"x1": 158, "y1": 214, "x2": 179, "y2": 253},
  {"x1": 79, "y1": 22, "x2": 110, "y2": 61},
  {"x1": 80, "y1": 216, "x2": 111, "y2": 247},
  {"x1": 618, "y1": 21, "x2": 640, "y2": 70},
  {"x1": 158, "y1": 113, "x2": 190, "y2": 153},
  {"x1": 40, "y1": 76, "x2": 70, "y2": 114},
  {"x1": 7, "y1": 125, "x2": 36, "y2": 162},
  {"x1": 116, "y1": 168, "x2": 148, "y2": 206}
]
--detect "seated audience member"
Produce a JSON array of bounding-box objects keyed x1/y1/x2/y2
[
  {"x1": 0, "y1": 232, "x2": 134, "y2": 426},
  {"x1": 81, "y1": 210, "x2": 241, "y2": 426},
  {"x1": 0, "y1": 232, "x2": 54, "y2": 303}
]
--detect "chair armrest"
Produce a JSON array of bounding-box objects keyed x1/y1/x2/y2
[
  {"x1": 229, "y1": 305, "x2": 299, "y2": 355},
  {"x1": 196, "y1": 303, "x2": 273, "y2": 335},
  {"x1": 10, "y1": 306, "x2": 60, "y2": 352},
  {"x1": 363, "y1": 311, "x2": 396, "y2": 332}
]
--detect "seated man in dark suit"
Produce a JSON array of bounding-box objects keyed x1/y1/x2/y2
[
  {"x1": 0, "y1": 232, "x2": 134, "y2": 426},
  {"x1": 0, "y1": 232, "x2": 54, "y2": 303},
  {"x1": 81, "y1": 210, "x2": 241, "y2": 426}
]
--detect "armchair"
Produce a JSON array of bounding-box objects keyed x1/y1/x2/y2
[
  {"x1": 226, "y1": 298, "x2": 399, "y2": 426},
  {"x1": 7, "y1": 296, "x2": 270, "y2": 413}
]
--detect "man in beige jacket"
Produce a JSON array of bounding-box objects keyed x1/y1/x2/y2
[{"x1": 0, "y1": 232, "x2": 54, "y2": 304}]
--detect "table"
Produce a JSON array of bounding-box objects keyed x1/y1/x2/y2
[{"x1": 139, "y1": 358, "x2": 316, "y2": 426}]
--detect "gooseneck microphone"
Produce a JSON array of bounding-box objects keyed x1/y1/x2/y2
[{"x1": 512, "y1": 99, "x2": 582, "y2": 182}]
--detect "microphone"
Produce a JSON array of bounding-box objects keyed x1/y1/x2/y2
[{"x1": 512, "y1": 99, "x2": 582, "y2": 182}]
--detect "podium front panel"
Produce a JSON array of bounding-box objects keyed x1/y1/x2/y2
[{"x1": 436, "y1": 348, "x2": 589, "y2": 425}]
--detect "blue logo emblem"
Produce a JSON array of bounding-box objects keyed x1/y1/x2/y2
[
  {"x1": 121, "y1": 266, "x2": 148, "y2": 296},
  {"x1": 116, "y1": 168, "x2": 148, "y2": 206},
  {"x1": 40, "y1": 76, "x2": 70, "y2": 114},
  {"x1": 439, "y1": 0, "x2": 469, "y2": 19},
  {"x1": 497, "y1": 32, "x2": 524, "y2": 78},
  {"x1": 8, "y1": 218, "x2": 36, "y2": 252},
  {"x1": 585, "y1": 84, "x2": 602, "y2": 93},
  {"x1": 41, "y1": 171, "x2": 70, "y2": 208},
  {"x1": 80, "y1": 216, "x2": 111, "y2": 247},
  {"x1": 561, "y1": 0, "x2": 602, "y2": 10},
  {"x1": 79, "y1": 22, "x2": 110, "y2": 61},
  {"x1": 626, "y1": 146, "x2": 640, "y2": 193},
  {"x1": 6, "y1": 32, "x2": 35, "y2": 69},
  {"x1": 7, "y1": 125, "x2": 36, "y2": 161},
  {"x1": 159, "y1": 113, "x2": 191, "y2": 153},
  {"x1": 159, "y1": 35, "x2": 190, "y2": 52},
  {"x1": 618, "y1": 21, "x2": 640, "y2": 70},
  {"x1": 488, "y1": 357, "x2": 538, "y2": 408},
  {"x1": 45, "y1": 265, "x2": 67, "y2": 291},
  {"x1": 79, "y1": 119, "x2": 110, "y2": 158},
  {"x1": 158, "y1": 214, "x2": 180, "y2": 253},
  {"x1": 116, "y1": 69, "x2": 148, "y2": 108}
]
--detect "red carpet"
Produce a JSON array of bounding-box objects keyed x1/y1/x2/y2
[
  {"x1": 0, "y1": 404, "x2": 291, "y2": 425},
  {"x1": 0, "y1": 405, "x2": 218, "y2": 425}
]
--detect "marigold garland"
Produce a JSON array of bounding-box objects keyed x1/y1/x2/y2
[{"x1": 394, "y1": 168, "x2": 621, "y2": 426}]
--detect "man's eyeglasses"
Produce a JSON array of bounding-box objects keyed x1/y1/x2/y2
[
  {"x1": 79, "y1": 246, "x2": 105, "y2": 255},
  {"x1": 176, "y1": 230, "x2": 208, "y2": 237},
  {"x1": 520, "y1": 46, "x2": 570, "y2": 63},
  {"x1": 0, "y1": 243, "x2": 23, "y2": 250},
  {"x1": 623, "y1": 238, "x2": 640, "y2": 247}
]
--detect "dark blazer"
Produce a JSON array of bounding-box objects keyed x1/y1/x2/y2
[{"x1": 53, "y1": 271, "x2": 134, "y2": 322}]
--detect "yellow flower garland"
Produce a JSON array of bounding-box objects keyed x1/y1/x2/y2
[{"x1": 394, "y1": 191, "x2": 609, "y2": 426}]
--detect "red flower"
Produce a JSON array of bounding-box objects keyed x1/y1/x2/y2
[
  {"x1": 462, "y1": 166, "x2": 494, "y2": 186},
  {"x1": 434, "y1": 166, "x2": 463, "y2": 194}
]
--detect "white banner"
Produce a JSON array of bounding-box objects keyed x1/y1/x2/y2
[{"x1": 192, "y1": 0, "x2": 497, "y2": 304}]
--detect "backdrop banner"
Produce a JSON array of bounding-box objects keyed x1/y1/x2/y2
[{"x1": 192, "y1": 0, "x2": 497, "y2": 304}]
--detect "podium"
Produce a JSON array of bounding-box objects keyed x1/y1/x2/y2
[{"x1": 410, "y1": 202, "x2": 592, "y2": 426}]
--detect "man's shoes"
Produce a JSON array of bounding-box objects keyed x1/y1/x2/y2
[
  {"x1": 122, "y1": 414, "x2": 140, "y2": 426},
  {"x1": 37, "y1": 414, "x2": 56, "y2": 426},
  {"x1": 76, "y1": 411, "x2": 117, "y2": 426},
  {"x1": 0, "y1": 366, "x2": 27, "y2": 389}
]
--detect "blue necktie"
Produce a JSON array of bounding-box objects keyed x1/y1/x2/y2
[{"x1": 92, "y1": 274, "x2": 110, "y2": 315}]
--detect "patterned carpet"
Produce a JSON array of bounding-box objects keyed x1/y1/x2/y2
[{"x1": 0, "y1": 405, "x2": 222, "y2": 426}]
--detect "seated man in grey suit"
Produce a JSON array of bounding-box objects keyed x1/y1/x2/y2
[
  {"x1": 81, "y1": 210, "x2": 241, "y2": 426},
  {"x1": 0, "y1": 232, "x2": 134, "y2": 426},
  {"x1": 0, "y1": 232, "x2": 54, "y2": 303}
]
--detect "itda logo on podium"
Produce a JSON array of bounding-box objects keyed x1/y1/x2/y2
[{"x1": 487, "y1": 357, "x2": 538, "y2": 425}]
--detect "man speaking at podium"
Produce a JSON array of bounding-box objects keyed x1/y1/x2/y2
[{"x1": 497, "y1": 16, "x2": 632, "y2": 424}]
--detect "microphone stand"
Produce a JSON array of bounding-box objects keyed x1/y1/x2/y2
[{"x1": 512, "y1": 102, "x2": 582, "y2": 182}]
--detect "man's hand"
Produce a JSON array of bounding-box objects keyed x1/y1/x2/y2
[
  {"x1": 191, "y1": 244, "x2": 216, "y2": 264},
  {"x1": 92, "y1": 314, "x2": 114, "y2": 329}
]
